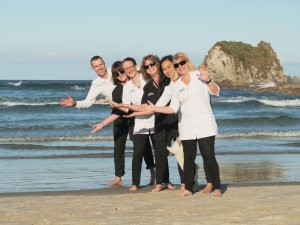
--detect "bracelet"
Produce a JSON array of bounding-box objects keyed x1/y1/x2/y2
[
  {"x1": 72, "y1": 100, "x2": 77, "y2": 107},
  {"x1": 205, "y1": 78, "x2": 212, "y2": 84}
]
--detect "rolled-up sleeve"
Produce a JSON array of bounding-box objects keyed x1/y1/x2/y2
[{"x1": 75, "y1": 81, "x2": 99, "y2": 109}]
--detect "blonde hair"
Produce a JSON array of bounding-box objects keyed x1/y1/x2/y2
[{"x1": 173, "y1": 52, "x2": 197, "y2": 73}]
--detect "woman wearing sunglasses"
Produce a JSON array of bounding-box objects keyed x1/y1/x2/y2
[
  {"x1": 138, "y1": 55, "x2": 176, "y2": 192},
  {"x1": 91, "y1": 60, "x2": 155, "y2": 187},
  {"x1": 145, "y1": 52, "x2": 222, "y2": 197}
]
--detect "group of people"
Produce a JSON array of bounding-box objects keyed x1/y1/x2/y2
[{"x1": 59, "y1": 52, "x2": 221, "y2": 197}]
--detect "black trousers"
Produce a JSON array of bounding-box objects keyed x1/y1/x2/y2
[
  {"x1": 132, "y1": 133, "x2": 156, "y2": 186},
  {"x1": 113, "y1": 124, "x2": 155, "y2": 178},
  {"x1": 181, "y1": 136, "x2": 220, "y2": 192},
  {"x1": 153, "y1": 131, "x2": 170, "y2": 185}
]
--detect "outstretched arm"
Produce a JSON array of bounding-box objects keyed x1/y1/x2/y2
[
  {"x1": 91, "y1": 114, "x2": 120, "y2": 134},
  {"x1": 144, "y1": 101, "x2": 175, "y2": 114}
]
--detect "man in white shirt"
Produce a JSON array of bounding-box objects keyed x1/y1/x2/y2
[{"x1": 59, "y1": 56, "x2": 115, "y2": 108}]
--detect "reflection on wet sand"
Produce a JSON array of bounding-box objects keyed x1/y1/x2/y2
[
  {"x1": 198, "y1": 160, "x2": 284, "y2": 183},
  {"x1": 219, "y1": 161, "x2": 283, "y2": 183}
]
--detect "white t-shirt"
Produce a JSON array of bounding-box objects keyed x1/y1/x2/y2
[
  {"x1": 169, "y1": 71, "x2": 219, "y2": 140},
  {"x1": 122, "y1": 74, "x2": 155, "y2": 135},
  {"x1": 76, "y1": 69, "x2": 115, "y2": 109}
]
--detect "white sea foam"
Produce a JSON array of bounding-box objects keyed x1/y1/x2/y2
[
  {"x1": 219, "y1": 96, "x2": 300, "y2": 107},
  {"x1": 258, "y1": 99, "x2": 300, "y2": 107},
  {"x1": 0, "y1": 135, "x2": 114, "y2": 142},
  {"x1": 0, "y1": 132, "x2": 299, "y2": 142},
  {"x1": 219, "y1": 96, "x2": 257, "y2": 103},
  {"x1": 70, "y1": 85, "x2": 86, "y2": 91},
  {"x1": 218, "y1": 131, "x2": 300, "y2": 139},
  {"x1": 250, "y1": 81, "x2": 276, "y2": 88},
  {"x1": 8, "y1": 81, "x2": 22, "y2": 87},
  {"x1": 0, "y1": 101, "x2": 58, "y2": 106}
]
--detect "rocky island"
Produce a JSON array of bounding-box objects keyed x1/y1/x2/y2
[{"x1": 204, "y1": 41, "x2": 300, "y2": 96}]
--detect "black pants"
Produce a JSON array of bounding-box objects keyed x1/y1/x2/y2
[
  {"x1": 113, "y1": 124, "x2": 155, "y2": 178},
  {"x1": 181, "y1": 136, "x2": 220, "y2": 192},
  {"x1": 153, "y1": 131, "x2": 170, "y2": 185},
  {"x1": 132, "y1": 132, "x2": 159, "y2": 186}
]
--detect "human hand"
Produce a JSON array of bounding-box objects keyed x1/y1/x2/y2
[
  {"x1": 91, "y1": 123, "x2": 104, "y2": 134},
  {"x1": 59, "y1": 96, "x2": 75, "y2": 107},
  {"x1": 139, "y1": 101, "x2": 155, "y2": 113},
  {"x1": 122, "y1": 112, "x2": 137, "y2": 118},
  {"x1": 198, "y1": 65, "x2": 210, "y2": 82}
]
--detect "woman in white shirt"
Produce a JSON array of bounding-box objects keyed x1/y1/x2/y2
[
  {"x1": 147, "y1": 52, "x2": 221, "y2": 197},
  {"x1": 121, "y1": 57, "x2": 156, "y2": 191}
]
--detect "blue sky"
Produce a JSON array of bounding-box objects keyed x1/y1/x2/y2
[{"x1": 1, "y1": 0, "x2": 300, "y2": 80}]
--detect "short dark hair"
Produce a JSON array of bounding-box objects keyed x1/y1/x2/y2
[
  {"x1": 111, "y1": 61, "x2": 123, "y2": 85},
  {"x1": 122, "y1": 57, "x2": 137, "y2": 66},
  {"x1": 90, "y1": 55, "x2": 104, "y2": 65}
]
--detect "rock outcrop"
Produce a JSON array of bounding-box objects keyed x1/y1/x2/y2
[{"x1": 203, "y1": 41, "x2": 289, "y2": 89}]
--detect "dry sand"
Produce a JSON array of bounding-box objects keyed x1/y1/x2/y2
[{"x1": 0, "y1": 184, "x2": 300, "y2": 225}]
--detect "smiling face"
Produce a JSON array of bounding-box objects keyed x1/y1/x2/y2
[
  {"x1": 91, "y1": 58, "x2": 107, "y2": 77},
  {"x1": 143, "y1": 59, "x2": 158, "y2": 77},
  {"x1": 174, "y1": 57, "x2": 189, "y2": 76},
  {"x1": 122, "y1": 60, "x2": 138, "y2": 79},
  {"x1": 116, "y1": 71, "x2": 128, "y2": 83},
  {"x1": 161, "y1": 60, "x2": 174, "y2": 78}
]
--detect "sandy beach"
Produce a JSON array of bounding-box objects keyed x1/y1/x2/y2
[{"x1": 1, "y1": 183, "x2": 299, "y2": 225}]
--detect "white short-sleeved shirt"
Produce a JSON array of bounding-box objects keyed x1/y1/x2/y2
[
  {"x1": 76, "y1": 69, "x2": 115, "y2": 109},
  {"x1": 169, "y1": 71, "x2": 219, "y2": 140},
  {"x1": 122, "y1": 74, "x2": 155, "y2": 134}
]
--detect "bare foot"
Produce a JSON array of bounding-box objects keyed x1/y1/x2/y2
[
  {"x1": 152, "y1": 184, "x2": 162, "y2": 192},
  {"x1": 167, "y1": 182, "x2": 176, "y2": 190},
  {"x1": 107, "y1": 177, "x2": 122, "y2": 186},
  {"x1": 202, "y1": 183, "x2": 213, "y2": 193},
  {"x1": 180, "y1": 189, "x2": 193, "y2": 197},
  {"x1": 129, "y1": 185, "x2": 138, "y2": 191},
  {"x1": 214, "y1": 189, "x2": 222, "y2": 197},
  {"x1": 180, "y1": 184, "x2": 185, "y2": 193}
]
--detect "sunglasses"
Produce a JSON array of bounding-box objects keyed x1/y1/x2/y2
[
  {"x1": 114, "y1": 69, "x2": 125, "y2": 77},
  {"x1": 174, "y1": 60, "x2": 187, "y2": 69},
  {"x1": 143, "y1": 62, "x2": 156, "y2": 70}
]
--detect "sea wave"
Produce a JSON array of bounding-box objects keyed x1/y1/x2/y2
[
  {"x1": 70, "y1": 85, "x2": 87, "y2": 91},
  {"x1": 218, "y1": 115, "x2": 299, "y2": 126},
  {"x1": 258, "y1": 99, "x2": 300, "y2": 107},
  {"x1": 8, "y1": 81, "x2": 22, "y2": 87},
  {"x1": 249, "y1": 81, "x2": 276, "y2": 88},
  {"x1": 0, "y1": 135, "x2": 114, "y2": 142},
  {"x1": 218, "y1": 97, "x2": 300, "y2": 107},
  {"x1": 0, "y1": 131, "x2": 299, "y2": 143},
  {"x1": 0, "y1": 101, "x2": 58, "y2": 107},
  {"x1": 218, "y1": 131, "x2": 300, "y2": 138}
]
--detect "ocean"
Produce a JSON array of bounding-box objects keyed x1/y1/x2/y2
[{"x1": 1, "y1": 80, "x2": 300, "y2": 193}]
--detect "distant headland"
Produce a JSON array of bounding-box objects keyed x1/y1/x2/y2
[{"x1": 204, "y1": 41, "x2": 300, "y2": 96}]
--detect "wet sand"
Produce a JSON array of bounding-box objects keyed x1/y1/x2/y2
[{"x1": 0, "y1": 183, "x2": 300, "y2": 225}]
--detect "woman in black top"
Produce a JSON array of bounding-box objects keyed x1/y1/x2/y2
[{"x1": 140, "y1": 55, "x2": 175, "y2": 192}]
